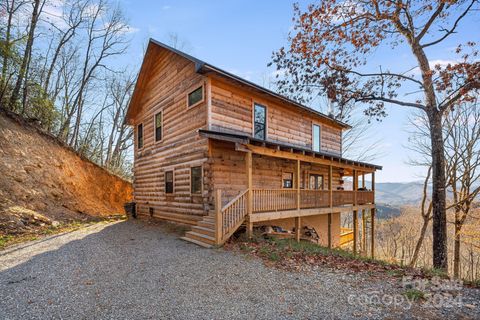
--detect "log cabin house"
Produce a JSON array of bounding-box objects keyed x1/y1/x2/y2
[{"x1": 125, "y1": 39, "x2": 382, "y2": 253}]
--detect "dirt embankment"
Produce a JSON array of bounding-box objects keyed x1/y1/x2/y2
[{"x1": 0, "y1": 110, "x2": 132, "y2": 237}]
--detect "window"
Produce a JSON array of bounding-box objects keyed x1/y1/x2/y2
[
  {"x1": 188, "y1": 86, "x2": 203, "y2": 107},
  {"x1": 254, "y1": 103, "x2": 266, "y2": 140},
  {"x1": 155, "y1": 112, "x2": 163, "y2": 142},
  {"x1": 137, "y1": 123, "x2": 143, "y2": 149},
  {"x1": 282, "y1": 172, "x2": 293, "y2": 189},
  {"x1": 309, "y1": 174, "x2": 324, "y2": 190},
  {"x1": 165, "y1": 171, "x2": 174, "y2": 194},
  {"x1": 312, "y1": 124, "x2": 321, "y2": 152},
  {"x1": 190, "y1": 166, "x2": 202, "y2": 194}
]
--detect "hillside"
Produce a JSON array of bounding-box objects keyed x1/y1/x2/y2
[{"x1": 0, "y1": 110, "x2": 132, "y2": 237}]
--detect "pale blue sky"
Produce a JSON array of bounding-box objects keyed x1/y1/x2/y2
[{"x1": 119, "y1": 0, "x2": 480, "y2": 183}]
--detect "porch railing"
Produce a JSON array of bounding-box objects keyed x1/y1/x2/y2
[
  {"x1": 252, "y1": 189, "x2": 374, "y2": 213},
  {"x1": 214, "y1": 189, "x2": 375, "y2": 245},
  {"x1": 252, "y1": 189, "x2": 297, "y2": 212},
  {"x1": 300, "y1": 190, "x2": 329, "y2": 208},
  {"x1": 357, "y1": 191, "x2": 374, "y2": 205}
]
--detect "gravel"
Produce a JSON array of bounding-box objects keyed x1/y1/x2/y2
[{"x1": 0, "y1": 220, "x2": 478, "y2": 320}]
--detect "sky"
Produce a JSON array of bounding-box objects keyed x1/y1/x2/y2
[{"x1": 118, "y1": 0, "x2": 480, "y2": 183}]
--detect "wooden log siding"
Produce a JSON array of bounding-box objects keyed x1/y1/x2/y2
[
  {"x1": 208, "y1": 140, "x2": 345, "y2": 208},
  {"x1": 209, "y1": 78, "x2": 343, "y2": 156},
  {"x1": 132, "y1": 46, "x2": 209, "y2": 225}
]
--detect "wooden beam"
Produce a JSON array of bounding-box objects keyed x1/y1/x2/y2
[
  {"x1": 246, "y1": 152, "x2": 253, "y2": 239},
  {"x1": 362, "y1": 209, "x2": 367, "y2": 252},
  {"x1": 371, "y1": 207, "x2": 375, "y2": 258},
  {"x1": 329, "y1": 165, "x2": 333, "y2": 208},
  {"x1": 295, "y1": 217, "x2": 301, "y2": 242},
  {"x1": 249, "y1": 204, "x2": 375, "y2": 222},
  {"x1": 245, "y1": 144, "x2": 376, "y2": 172},
  {"x1": 215, "y1": 189, "x2": 222, "y2": 244},
  {"x1": 295, "y1": 160, "x2": 300, "y2": 210},
  {"x1": 327, "y1": 213, "x2": 332, "y2": 249},
  {"x1": 353, "y1": 210, "x2": 358, "y2": 255}
]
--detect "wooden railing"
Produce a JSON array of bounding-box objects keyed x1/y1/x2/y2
[
  {"x1": 332, "y1": 190, "x2": 355, "y2": 206},
  {"x1": 215, "y1": 188, "x2": 375, "y2": 244},
  {"x1": 300, "y1": 190, "x2": 329, "y2": 208},
  {"x1": 216, "y1": 189, "x2": 248, "y2": 244},
  {"x1": 357, "y1": 191, "x2": 374, "y2": 205},
  {"x1": 252, "y1": 189, "x2": 297, "y2": 212}
]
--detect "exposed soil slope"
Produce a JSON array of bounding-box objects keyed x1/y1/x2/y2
[{"x1": 0, "y1": 110, "x2": 132, "y2": 236}]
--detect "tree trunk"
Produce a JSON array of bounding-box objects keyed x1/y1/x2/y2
[
  {"x1": 8, "y1": 0, "x2": 42, "y2": 111},
  {"x1": 429, "y1": 110, "x2": 448, "y2": 271},
  {"x1": 453, "y1": 222, "x2": 461, "y2": 278},
  {"x1": 410, "y1": 217, "x2": 429, "y2": 267}
]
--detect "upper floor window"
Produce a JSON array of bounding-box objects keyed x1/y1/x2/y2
[
  {"x1": 312, "y1": 124, "x2": 321, "y2": 152},
  {"x1": 191, "y1": 166, "x2": 202, "y2": 194},
  {"x1": 155, "y1": 112, "x2": 163, "y2": 142},
  {"x1": 188, "y1": 86, "x2": 204, "y2": 107},
  {"x1": 165, "y1": 170, "x2": 174, "y2": 194},
  {"x1": 137, "y1": 123, "x2": 144, "y2": 149},
  {"x1": 282, "y1": 172, "x2": 293, "y2": 189},
  {"x1": 253, "y1": 103, "x2": 266, "y2": 140}
]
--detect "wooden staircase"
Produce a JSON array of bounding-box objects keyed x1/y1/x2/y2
[
  {"x1": 181, "y1": 214, "x2": 216, "y2": 248},
  {"x1": 181, "y1": 189, "x2": 249, "y2": 248}
]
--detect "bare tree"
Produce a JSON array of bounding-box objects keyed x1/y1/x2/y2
[
  {"x1": 270, "y1": 1, "x2": 480, "y2": 271},
  {"x1": 8, "y1": 0, "x2": 46, "y2": 110}
]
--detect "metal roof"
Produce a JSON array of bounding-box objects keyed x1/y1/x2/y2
[{"x1": 198, "y1": 129, "x2": 382, "y2": 170}]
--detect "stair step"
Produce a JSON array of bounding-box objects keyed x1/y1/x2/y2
[
  {"x1": 191, "y1": 225, "x2": 215, "y2": 236},
  {"x1": 185, "y1": 231, "x2": 215, "y2": 245},
  {"x1": 180, "y1": 236, "x2": 212, "y2": 248},
  {"x1": 198, "y1": 220, "x2": 215, "y2": 228}
]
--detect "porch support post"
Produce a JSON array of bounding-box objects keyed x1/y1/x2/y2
[
  {"x1": 215, "y1": 189, "x2": 222, "y2": 245},
  {"x1": 295, "y1": 217, "x2": 301, "y2": 242},
  {"x1": 246, "y1": 152, "x2": 253, "y2": 239},
  {"x1": 371, "y1": 172, "x2": 376, "y2": 258},
  {"x1": 353, "y1": 170, "x2": 358, "y2": 255},
  {"x1": 328, "y1": 165, "x2": 333, "y2": 249},
  {"x1": 362, "y1": 173, "x2": 366, "y2": 252},
  {"x1": 295, "y1": 160, "x2": 301, "y2": 242},
  {"x1": 371, "y1": 208, "x2": 375, "y2": 259}
]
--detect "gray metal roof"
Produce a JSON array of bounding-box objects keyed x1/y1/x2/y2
[{"x1": 199, "y1": 129, "x2": 382, "y2": 170}]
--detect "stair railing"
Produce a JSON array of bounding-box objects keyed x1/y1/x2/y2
[{"x1": 215, "y1": 189, "x2": 248, "y2": 245}]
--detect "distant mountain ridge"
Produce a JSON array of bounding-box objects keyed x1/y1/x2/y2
[{"x1": 375, "y1": 181, "x2": 430, "y2": 206}]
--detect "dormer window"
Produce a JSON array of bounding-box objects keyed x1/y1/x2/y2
[
  {"x1": 253, "y1": 103, "x2": 266, "y2": 140},
  {"x1": 312, "y1": 124, "x2": 321, "y2": 152}
]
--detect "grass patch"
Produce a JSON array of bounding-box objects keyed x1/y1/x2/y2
[
  {"x1": 404, "y1": 289, "x2": 425, "y2": 301},
  {"x1": 0, "y1": 218, "x2": 120, "y2": 250}
]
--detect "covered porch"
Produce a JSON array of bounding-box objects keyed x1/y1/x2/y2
[{"x1": 201, "y1": 130, "x2": 381, "y2": 255}]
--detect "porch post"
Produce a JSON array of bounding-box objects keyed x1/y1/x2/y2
[
  {"x1": 328, "y1": 165, "x2": 333, "y2": 249},
  {"x1": 353, "y1": 170, "x2": 358, "y2": 255},
  {"x1": 215, "y1": 189, "x2": 222, "y2": 245},
  {"x1": 362, "y1": 173, "x2": 366, "y2": 252},
  {"x1": 295, "y1": 217, "x2": 301, "y2": 242},
  {"x1": 246, "y1": 152, "x2": 253, "y2": 239},
  {"x1": 371, "y1": 172, "x2": 376, "y2": 258},
  {"x1": 295, "y1": 160, "x2": 301, "y2": 242}
]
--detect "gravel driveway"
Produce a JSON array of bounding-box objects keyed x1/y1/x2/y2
[{"x1": 0, "y1": 220, "x2": 478, "y2": 319}]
